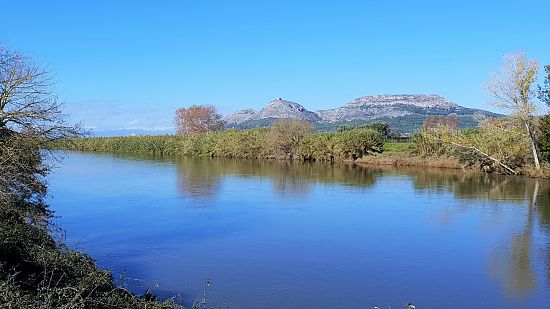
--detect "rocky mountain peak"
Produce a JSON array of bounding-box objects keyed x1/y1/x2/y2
[
  {"x1": 223, "y1": 94, "x2": 500, "y2": 132},
  {"x1": 256, "y1": 98, "x2": 321, "y2": 122},
  {"x1": 347, "y1": 94, "x2": 459, "y2": 109},
  {"x1": 224, "y1": 108, "x2": 258, "y2": 125}
]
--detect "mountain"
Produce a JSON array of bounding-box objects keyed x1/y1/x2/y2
[
  {"x1": 225, "y1": 98, "x2": 321, "y2": 129},
  {"x1": 224, "y1": 95, "x2": 501, "y2": 133}
]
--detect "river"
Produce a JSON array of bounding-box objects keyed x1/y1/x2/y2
[{"x1": 47, "y1": 151, "x2": 550, "y2": 308}]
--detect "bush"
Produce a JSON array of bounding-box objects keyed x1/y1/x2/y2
[
  {"x1": 54, "y1": 123, "x2": 388, "y2": 163},
  {"x1": 537, "y1": 114, "x2": 550, "y2": 162}
]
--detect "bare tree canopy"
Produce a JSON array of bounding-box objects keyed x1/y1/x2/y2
[
  {"x1": 484, "y1": 52, "x2": 541, "y2": 169},
  {"x1": 0, "y1": 47, "x2": 81, "y2": 141},
  {"x1": 174, "y1": 104, "x2": 224, "y2": 136},
  {"x1": 0, "y1": 46, "x2": 83, "y2": 210}
]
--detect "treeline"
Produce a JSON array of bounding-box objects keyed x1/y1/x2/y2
[{"x1": 57, "y1": 120, "x2": 387, "y2": 162}]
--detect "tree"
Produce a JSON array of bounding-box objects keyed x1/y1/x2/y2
[
  {"x1": 537, "y1": 114, "x2": 550, "y2": 162},
  {"x1": 538, "y1": 65, "x2": 550, "y2": 106},
  {"x1": 268, "y1": 119, "x2": 312, "y2": 159},
  {"x1": 485, "y1": 52, "x2": 541, "y2": 170},
  {"x1": 0, "y1": 46, "x2": 181, "y2": 308},
  {"x1": 441, "y1": 118, "x2": 529, "y2": 174},
  {"x1": 174, "y1": 105, "x2": 224, "y2": 136},
  {"x1": 422, "y1": 115, "x2": 459, "y2": 131},
  {"x1": 0, "y1": 46, "x2": 82, "y2": 213}
]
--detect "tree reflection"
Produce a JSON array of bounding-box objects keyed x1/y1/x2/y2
[
  {"x1": 486, "y1": 180, "x2": 540, "y2": 297},
  {"x1": 176, "y1": 157, "x2": 222, "y2": 198},
  {"x1": 175, "y1": 158, "x2": 379, "y2": 199},
  {"x1": 170, "y1": 156, "x2": 550, "y2": 296},
  {"x1": 371, "y1": 165, "x2": 550, "y2": 298}
]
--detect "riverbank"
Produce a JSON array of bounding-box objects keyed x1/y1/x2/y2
[
  {"x1": 0, "y1": 198, "x2": 183, "y2": 308},
  {"x1": 54, "y1": 125, "x2": 386, "y2": 161},
  {"x1": 366, "y1": 142, "x2": 550, "y2": 178},
  {"x1": 54, "y1": 134, "x2": 550, "y2": 178},
  {"x1": 355, "y1": 142, "x2": 464, "y2": 169}
]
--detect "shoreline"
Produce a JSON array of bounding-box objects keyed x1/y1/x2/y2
[{"x1": 354, "y1": 152, "x2": 464, "y2": 170}]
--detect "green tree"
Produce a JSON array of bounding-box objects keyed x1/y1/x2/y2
[
  {"x1": 268, "y1": 119, "x2": 312, "y2": 159},
  {"x1": 538, "y1": 65, "x2": 550, "y2": 105},
  {"x1": 537, "y1": 114, "x2": 550, "y2": 162}
]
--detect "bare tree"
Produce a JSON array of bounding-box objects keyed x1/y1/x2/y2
[
  {"x1": 485, "y1": 52, "x2": 541, "y2": 169},
  {"x1": 0, "y1": 46, "x2": 82, "y2": 215},
  {"x1": 174, "y1": 105, "x2": 224, "y2": 136}
]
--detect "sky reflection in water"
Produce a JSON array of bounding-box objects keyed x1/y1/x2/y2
[{"x1": 48, "y1": 152, "x2": 550, "y2": 308}]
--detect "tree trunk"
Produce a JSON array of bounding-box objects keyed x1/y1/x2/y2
[
  {"x1": 524, "y1": 120, "x2": 541, "y2": 170},
  {"x1": 448, "y1": 141, "x2": 517, "y2": 175}
]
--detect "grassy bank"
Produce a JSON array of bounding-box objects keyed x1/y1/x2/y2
[
  {"x1": 355, "y1": 142, "x2": 464, "y2": 169},
  {"x1": 55, "y1": 125, "x2": 386, "y2": 162}
]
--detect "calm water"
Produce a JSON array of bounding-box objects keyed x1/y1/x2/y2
[{"x1": 48, "y1": 151, "x2": 550, "y2": 308}]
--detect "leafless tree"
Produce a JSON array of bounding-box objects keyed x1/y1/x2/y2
[
  {"x1": 0, "y1": 46, "x2": 82, "y2": 216},
  {"x1": 485, "y1": 52, "x2": 541, "y2": 169},
  {"x1": 174, "y1": 105, "x2": 224, "y2": 136}
]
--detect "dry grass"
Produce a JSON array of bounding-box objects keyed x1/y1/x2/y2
[{"x1": 355, "y1": 152, "x2": 464, "y2": 169}]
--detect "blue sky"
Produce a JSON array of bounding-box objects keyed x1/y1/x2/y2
[{"x1": 2, "y1": 0, "x2": 549, "y2": 132}]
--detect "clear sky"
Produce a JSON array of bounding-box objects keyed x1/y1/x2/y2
[{"x1": 2, "y1": 0, "x2": 549, "y2": 132}]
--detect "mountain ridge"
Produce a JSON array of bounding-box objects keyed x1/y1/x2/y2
[{"x1": 225, "y1": 95, "x2": 501, "y2": 133}]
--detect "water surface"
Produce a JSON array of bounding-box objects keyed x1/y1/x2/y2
[{"x1": 48, "y1": 152, "x2": 550, "y2": 308}]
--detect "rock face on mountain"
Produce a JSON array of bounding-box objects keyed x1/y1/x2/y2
[
  {"x1": 224, "y1": 95, "x2": 500, "y2": 132},
  {"x1": 224, "y1": 108, "x2": 257, "y2": 125},
  {"x1": 225, "y1": 98, "x2": 321, "y2": 126},
  {"x1": 316, "y1": 94, "x2": 490, "y2": 123}
]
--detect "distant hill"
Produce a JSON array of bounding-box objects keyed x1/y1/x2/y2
[
  {"x1": 91, "y1": 128, "x2": 174, "y2": 137},
  {"x1": 225, "y1": 95, "x2": 501, "y2": 133}
]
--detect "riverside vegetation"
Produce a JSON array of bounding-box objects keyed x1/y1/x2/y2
[
  {"x1": 57, "y1": 120, "x2": 387, "y2": 162},
  {"x1": 56, "y1": 52, "x2": 550, "y2": 177},
  {"x1": 0, "y1": 46, "x2": 182, "y2": 307},
  {"x1": 56, "y1": 114, "x2": 550, "y2": 178},
  {"x1": 4, "y1": 43, "x2": 550, "y2": 307}
]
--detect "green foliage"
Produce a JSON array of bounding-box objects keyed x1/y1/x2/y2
[
  {"x1": 0, "y1": 199, "x2": 181, "y2": 308},
  {"x1": 2, "y1": 132, "x2": 181, "y2": 309},
  {"x1": 297, "y1": 132, "x2": 338, "y2": 161},
  {"x1": 0, "y1": 46, "x2": 182, "y2": 308},
  {"x1": 537, "y1": 114, "x2": 550, "y2": 162},
  {"x1": 412, "y1": 118, "x2": 532, "y2": 173},
  {"x1": 267, "y1": 119, "x2": 313, "y2": 159},
  {"x1": 333, "y1": 127, "x2": 384, "y2": 159},
  {"x1": 538, "y1": 65, "x2": 550, "y2": 106},
  {"x1": 337, "y1": 122, "x2": 390, "y2": 136},
  {"x1": 56, "y1": 126, "x2": 387, "y2": 162},
  {"x1": 450, "y1": 123, "x2": 530, "y2": 172},
  {"x1": 383, "y1": 142, "x2": 413, "y2": 153},
  {"x1": 411, "y1": 130, "x2": 449, "y2": 156}
]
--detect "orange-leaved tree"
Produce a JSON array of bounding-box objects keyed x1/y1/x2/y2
[{"x1": 174, "y1": 105, "x2": 225, "y2": 135}]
